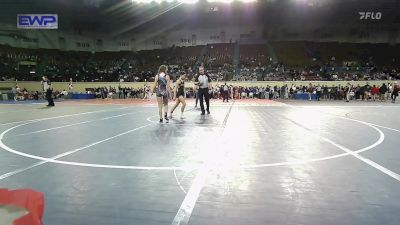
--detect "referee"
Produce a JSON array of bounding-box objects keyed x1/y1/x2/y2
[
  {"x1": 42, "y1": 76, "x2": 55, "y2": 107},
  {"x1": 195, "y1": 66, "x2": 211, "y2": 115}
]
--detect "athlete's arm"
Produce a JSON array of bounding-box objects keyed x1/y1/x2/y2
[
  {"x1": 194, "y1": 74, "x2": 200, "y2": 86},
  {"x1": 174, "y1": 80, "x2": 180, "y2": 99},
  {"x1": 166, "y1": 75, "x2": 173, "y2": 97},
  {"x1": 166, "y1": 75, "x2": 172, "y2": 92},
  {"x1": 152, "y1": 75, "x2": 158, "y2": 93},
  {"x1": 166, "y1": 74, "x2": 171, "y2": 88}
]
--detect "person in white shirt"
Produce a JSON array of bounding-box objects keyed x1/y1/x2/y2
[
  {"x1": 222, "y1": 83, "x2": 229, "y2": 102},
  {"x1": 194, "y1": 66, "x2": 212, "y2": 115},
  {"x1": 68, "y1": 78, "x2": 73, "y2": 91},
  {"x1": 142, "y1": 82, "x2": 150, "y2": 101},
  {"x1": 61, "y1": 90, "x2": 68, "y2": 96},
  {"x1": 345, "y1": 83, "x2": 354, "y2": 102},
  {"x1": 284, "y1": 85, "x2": 289, "y2": 99}
]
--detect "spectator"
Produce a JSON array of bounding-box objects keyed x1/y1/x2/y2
[
  {"x1": 379, "y1": 83, "x2": 388, "y2": 101},
  {"x1": 371, "y1": 85, "x2": 379, "y2": 101},
  {"x1": 391, "y1": 83, "x2": 399, "y2": 103},
  {"x1": 363, "y1": 82, "x2": 372, "y2": 101}
]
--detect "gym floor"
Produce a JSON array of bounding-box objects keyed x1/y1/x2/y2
[{"x1": 0, "y1": 99, "x2": 399, "y2": 225}]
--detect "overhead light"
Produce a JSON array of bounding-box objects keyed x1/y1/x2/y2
[
  {"x1": 179, "y1": 0, "x2": 199, "y2": 3},
  {"x1": 132, "y1": 0, "x2": 199, "y2": 3},
  {"x1": 207, "y1": 0, "x2": 233, "y2": 2},
  {"x1": 207, "y1": 0, "x2": 256, "y2": 2},
  {"x1": 132, "y1": 0, "x2": 255, "y2": 3}
]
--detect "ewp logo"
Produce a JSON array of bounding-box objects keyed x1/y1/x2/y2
[{"x1": 17, "y1": 14, "x2": 58, "y2": 29}]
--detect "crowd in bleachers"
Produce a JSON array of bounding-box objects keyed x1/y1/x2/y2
[
  {"x1": 0, "y1": 45, "x2": 40, "y2": 81},
  {"x1": 269, "y1": 41, "x2": 400, "y2": 82},
  {"x1": 0, "y1": 42, "x2": 399, "y2": 83},
  {"x1": 204, "y1": 82, "x2": 400, "y2": 103},
  {"x1": 91, "y1": 85, "x2": 149, "y2": 99},
  {"x1": 204, "y1": 44, "x2": 234, "y2": 69},
  {"x1": 2, "y1": 79, "x2": 399, "y2": 104},
  {"x1": 84, "y1": 81, "x2": 400, "y2": 104}
]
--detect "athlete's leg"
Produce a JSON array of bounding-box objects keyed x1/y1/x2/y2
[
  {"x1": 199, "y1": 89, "x2": 205, "y2": 114},
  {"x1": 179, "y1": 96, "x2": 186, "y2": 112},
  {"x1": 163, "y1": 96, "x2": 169, "y2": 122},
  {"x1": 171, "y1": 98, "x2": 180, "y2": 115},
  {"x1": 195, "y1": 92, "x2": 199, "y2": 107},
  {"x1": 157, "y1": 97, "x2": 163, "y2": 122},
  {"x1": 205, "y1": 89, "x2": 210, "y2": 114}
]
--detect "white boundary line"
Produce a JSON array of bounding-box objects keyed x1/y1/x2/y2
[
  {"x1": 171, "y1": 166, "x2": 209, "y2": 225},
  {"x1": 0, "y1": 123, "x2": 153, "y2": 180},
  {"x1": 0, "y1": 101, "x2": 398, "y2": 224},
  {"x1": 242, "y1": 107, "x2": 386, "y2": 168},
  {"x1": 0, "y1": 102, "x2": 397, "y2": 225},
  {"x1": 319, "y1": 134, "x2": 400, "y2": 181},
  {"x1": 0, "y1": 103, "x2": 45, "y2": 106},
  {"x1": 170, "y1": 100, "x2": 236, "y2": 225},
  {"x1": 169, "y1": 102, "x2": 394, "y2": 225},
  {"x1": 289, "y1": 106, "x2": 400, "y2": 182},
  {"x1": 0, "y1": 115, "x2": 384, "y2": 172},
  {"x1": 0, "y1": 103, "x2": 389, "y2": 173},
  {"x1": 367, "y1": 124, "x2": 400, "y2": 133},
  {"x1": 0, "y1": 106, "x2": 132, "y2": 126},
  {"x1": 344, "y1": 111, "x2": 400, "y2": 133},
  {"x1": 0, "y1": 108, "x2": 41, "y2": 114},
  {"x1": 0, "y1": 103, "x2": 397, "y2": 193},
  {"x1": 10, "y1": 111, "x2": 140, "y2": 137},
  {"x1": 297, "y1": 105, "x2": 400, "y2": 108},
  {"x1": 174, "y1": 169, "x2": 188, "y2": 194},
  {"x1": 61, "y1": 102, "x2": 157, "y2": 107}
]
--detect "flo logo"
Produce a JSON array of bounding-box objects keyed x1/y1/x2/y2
[{"x1": 359, "y1": 12, "x2": 382, "y2": 20}]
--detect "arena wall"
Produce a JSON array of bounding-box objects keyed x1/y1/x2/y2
[
  {"x1": 0, "y1": 81, "x2": 397, "y2": 93},
  {"x1": 1, "y1": 22, "x2": 398, "y2": 52},
  {"x1": 263, "y1": 23, "x2": 399, "y2": 44}
]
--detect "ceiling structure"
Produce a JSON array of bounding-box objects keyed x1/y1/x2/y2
[{"x1": 0, "y1": 0, "x2": 398, "y2": 37}]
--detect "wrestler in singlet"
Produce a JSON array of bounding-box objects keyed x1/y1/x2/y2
[
  {"x1": 170, "y1": 72, "x2": 187, "y2": 119},
  {"x1": 153, "y1": 65, "x2": 170, "y2": 123}
]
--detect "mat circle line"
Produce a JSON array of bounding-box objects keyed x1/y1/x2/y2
[{"x1": 0, "y1": 113, "x2": 385, "y2": 171}]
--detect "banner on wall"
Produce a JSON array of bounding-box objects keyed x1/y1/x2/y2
[
  {"x1": 19, "y1": 61, "x2": 37, "y2": 66},
  {"x1": 17, "y1": 14, "x2": 58, "y2": 29}
]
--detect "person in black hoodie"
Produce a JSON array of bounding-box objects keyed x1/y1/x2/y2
[
  {"x1": 391, "y1": 83, "x2": 399, "y2": 103},
  {"x1": 363, "y1": 82, "x2": 372, "y2": 101},
  {"x1": 379, "y1": 83, "x2": 388, "y2": 102},
  {"x1": 42, "y1": 76, "x2": 54, "y2": 106},
  {"x1": 222, "y1": 83, "x2": 229, "y2": 102},
  {"x1": 359, "y1": 85, "x2": 365, "y2": 100}
]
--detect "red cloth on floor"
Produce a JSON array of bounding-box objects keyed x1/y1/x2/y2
[{"x1": 0, "y1": 189, "x2": 44, "y2": 225}]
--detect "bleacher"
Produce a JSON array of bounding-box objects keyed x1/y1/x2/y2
[
  {"x1": 1, "y1": 42, "x2": 399, "y2": 82},
  {"x1": 205, "y1": 43, "x2": 234, "y2": 69},
  {"x1": 239, "y1": 44, "x2": 271, "y2": 67}
]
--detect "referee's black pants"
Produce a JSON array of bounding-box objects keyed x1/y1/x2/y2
[
  {"x1": 198, "y1": 88, "x2": 210, "y2": 114},
  {"x1": 46, "y1": 90, "x2": 55, "y2": 106},
  {"x1": 195, "y1": 92, "x2": 199, "y2": 106},
  {"x1": 223, "y1": 91, "x2": 229, "y2": 102}
]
